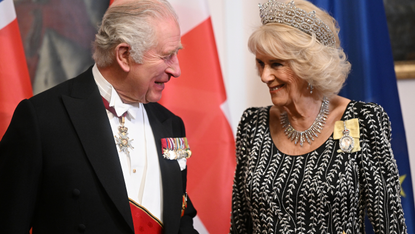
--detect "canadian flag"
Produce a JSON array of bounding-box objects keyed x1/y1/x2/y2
[
  {"x1": 161, "y1": 1, "x2": 236, "y2": 233},
  {"x1": 0, "y1": 0, "x2": 32, "y2": 138}
]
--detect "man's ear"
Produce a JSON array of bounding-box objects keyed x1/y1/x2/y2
[{"x1": 115, "y1": 43, "x2": 131, "y2": 72}]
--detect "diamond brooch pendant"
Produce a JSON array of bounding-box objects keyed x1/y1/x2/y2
[{"x1": 339, "y1": 122, "x2": 354, "y2": 153}]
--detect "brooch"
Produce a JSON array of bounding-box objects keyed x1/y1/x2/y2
[
  {"x1": 333, "y1": 118, "x2": 360, "y2": 153},
  {"x1": 161, "y1": 137, "x2": 192, "y2": 160},
  {"x1": 339, "y1": 121, "x2": 354, "y2": 153}
]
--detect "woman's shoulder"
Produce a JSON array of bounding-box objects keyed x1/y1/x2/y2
[
  {"x1": 329, "y1": 96, "x2": 390, "y2": 129},
  {"x1": 344, "y1": 100, "x2": 387, "y2": 117},
  {"x1": 241, "y1": 106, "x2": 271, "y2": 117},
  {"x1": 240, "y1": 106, "x2": 271, "y2": 121},
  {"x1": 343, "y1": 100, "x2": 391, "y2": 133}
]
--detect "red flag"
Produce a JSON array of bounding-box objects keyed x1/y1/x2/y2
[
  {"x1": 0, "y1": 0, "x2": 32, "y2": 138},
  {"x1": 161, "y1": 1, "x2": 236, "y2": 233}
]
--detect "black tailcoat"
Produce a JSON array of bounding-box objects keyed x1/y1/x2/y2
[{"x1": 0, "y1": 67, "x2": 198, "y2": 234}]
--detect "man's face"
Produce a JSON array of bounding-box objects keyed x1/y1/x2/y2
[{"x1": 123, "y1": 17, "x2": 182, "y2": 104}]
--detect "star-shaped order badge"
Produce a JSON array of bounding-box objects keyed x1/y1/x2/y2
[
  {"x1": 161, "y1": 137, "x2": 191, "y2": 160},
  {"x1": 115, "y1": 121, "x2": 134, "y2": 156}
]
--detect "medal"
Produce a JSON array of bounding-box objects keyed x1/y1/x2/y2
[
  {"x1": 102, "y1": 97, "x2": 134, "y2": 156},
  {"x1": 339, "y1": 121, "x2": 354, "y2": 153},
  {"x1": 161, "y1": 137, "x2": 192, "y2": 160},
  {"x1": 115, "y1": 116, "x2": 134, "y2": 156}
]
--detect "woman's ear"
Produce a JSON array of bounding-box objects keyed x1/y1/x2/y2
[{"x1": 115, "y1": 43, "x2": 131, "y2": 72}]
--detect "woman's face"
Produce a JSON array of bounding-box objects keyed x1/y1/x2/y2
[{"x1": 255, "y1": 52, "x2": 308, "y2": 108}]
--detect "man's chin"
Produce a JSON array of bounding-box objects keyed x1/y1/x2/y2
[{"x1": 145, "y1": 94, "x2": 162, "y2": 103}]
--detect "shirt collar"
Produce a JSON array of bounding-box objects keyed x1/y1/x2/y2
[{"x1": 92, "y1": 64, "x2": 139, "y2": 119}]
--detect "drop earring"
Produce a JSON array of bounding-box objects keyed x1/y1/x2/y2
[{"x1": 308, "y1": 83, "x2": 314, "y2": 94}]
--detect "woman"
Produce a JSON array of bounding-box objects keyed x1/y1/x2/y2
[{"x1": 230, "y1": 0, "x2": 408, "y2": 233}]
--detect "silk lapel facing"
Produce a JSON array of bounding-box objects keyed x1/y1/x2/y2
[{"x1": 62, "y1": 69, "x2": 134, "y2": 232}]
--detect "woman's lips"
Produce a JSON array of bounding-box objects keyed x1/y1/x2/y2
[{"x1": 270, "y1": 84, "x2": 284, "y2": 92}]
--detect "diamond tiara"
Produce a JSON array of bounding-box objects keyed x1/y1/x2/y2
[{"x1": 258, "y1": 0, "x2": 336, "y2": 47}]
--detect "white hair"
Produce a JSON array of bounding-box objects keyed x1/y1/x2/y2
[{"x1": 92, "y1": 0, "x2": 178, "y2": 67}]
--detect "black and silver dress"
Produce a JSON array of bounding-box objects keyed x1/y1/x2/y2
[{"x1": 230, "y1": 101, "x2": 407, "y2": 234}]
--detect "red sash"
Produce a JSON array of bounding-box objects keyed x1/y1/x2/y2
[{"x1": 129, "y1": 199, "x2": 163, "y2": 234}]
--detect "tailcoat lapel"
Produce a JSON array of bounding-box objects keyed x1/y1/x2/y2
[
  {"x1": 58, "y1": 68, "x2": 184, "y2": 233},
  {"x1": 145, "y1": 104, "x2": 184, "y2": 233},
  {"x1": 61, "y1": 70, "x2": 134, "y2": 232}
]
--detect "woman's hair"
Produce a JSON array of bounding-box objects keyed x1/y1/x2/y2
[
  {"x1": 248, "y1": 0, "x2": 351, "y2": 97},
  {"x1": 92, "y1": 0, "x2": 178, "y2": 67}
]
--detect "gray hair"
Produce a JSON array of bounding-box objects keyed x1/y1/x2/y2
[{"x1": 92, "y1": 0, "x2": 179, "y2": 67}]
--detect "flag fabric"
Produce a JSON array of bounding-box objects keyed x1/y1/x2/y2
[
  {"x1": 0, "y1": 0, "x2": 32, "y2": 138},
  {"x1": 309, "y1": 0, "x2": 415, "y2": 233},
  {"x1": 159, "y1": 1, "x2": 236, "y2": 233}
]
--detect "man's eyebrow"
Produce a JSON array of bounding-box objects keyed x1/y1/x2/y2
[
  {"x1": 163, "y1": 45, "x2": 183, "y2": 57},
  {"x1": 173, "y1": 44, "x2": 184, "y2": 53}
]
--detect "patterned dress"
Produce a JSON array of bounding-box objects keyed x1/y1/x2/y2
[{"x1": 230, "y1": 101, "x2": 407, "y2": 234}]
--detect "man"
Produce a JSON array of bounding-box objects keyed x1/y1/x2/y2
[{"x1": 0, "y1": 0, "x2": 198, "y2": 233}]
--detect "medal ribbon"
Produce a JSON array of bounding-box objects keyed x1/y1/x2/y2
[
  {"x1": 161, "y1": 137, "x2": 192, "y2": 160},
  {"x1": 334, "y1": 119, "x2": 361, "y2": 153},
  {"x1": 102, "y1": 97, "x2": 134, "y2": 156},
  {"x1": 102, "y1": 97, "x2": 127, "y2": 118},
  {"x1": 161, "y1": 138, "x2": 190, "y2": 150}
]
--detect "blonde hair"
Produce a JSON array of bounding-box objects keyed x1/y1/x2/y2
[{"x1": 248, "y1": 0, "x2": 351, "y2": 97}]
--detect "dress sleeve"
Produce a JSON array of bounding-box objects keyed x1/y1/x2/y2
[
  {"x1": 230, "y1": 108, "x2": 255, "y2": 234},
  {"x1": 359, "y1": 103, "x2": 407, "y2": 233}
]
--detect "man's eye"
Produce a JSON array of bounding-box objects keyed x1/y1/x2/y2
[{"x1": 163, "y1": 54, "x2": 175, "y2": 61}]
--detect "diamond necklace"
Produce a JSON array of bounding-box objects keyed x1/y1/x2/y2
[{"x1": 280, "y1": 97, "x2": 329, "y2": 147}]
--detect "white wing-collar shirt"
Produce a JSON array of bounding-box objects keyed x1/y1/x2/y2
[{"x1": 92, "y1": 64, "x2": 163, "y2": 222}]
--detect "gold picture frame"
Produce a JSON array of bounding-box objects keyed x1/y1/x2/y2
[{"x1": 395, "y1": 61, "x2": 415, "y2": 80}]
